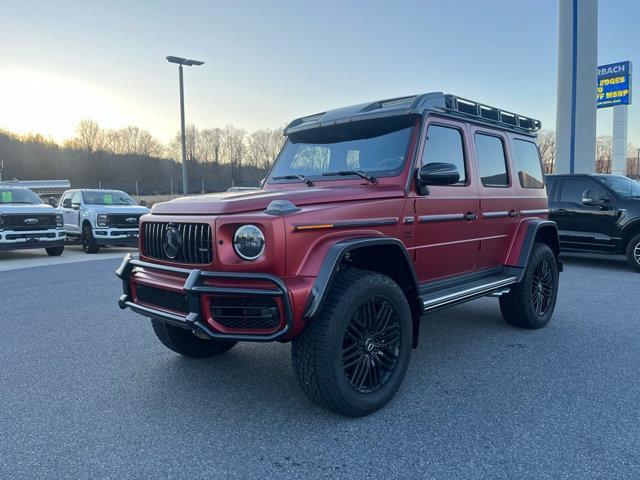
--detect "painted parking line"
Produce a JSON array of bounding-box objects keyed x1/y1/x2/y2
[{"x1": 0, "y1": 245, "x2": 136, "y2": 272}]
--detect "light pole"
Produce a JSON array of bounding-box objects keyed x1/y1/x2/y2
[{"x1": 166, "y1": 55, "x2": 204, "y2": 195}]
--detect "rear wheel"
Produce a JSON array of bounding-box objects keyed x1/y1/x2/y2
[
  {"x1": 291, "y1": 268, "x2": 412, "y2": 417},
  {"x1": 500, "y1": 242, "x2": 559, "y2": 329},
  {"x1": 82, "y1": 225, "x2": 100, "y2": 254},
  {"x1": 45, "y1": 246, "x2": 64, "y2": 256},
  {"x1": 625, "y1": 233, "x2": 640, "y2": 273},
  {"x1": 151, "y1": 319, "x2": 237, "y2": 358}
]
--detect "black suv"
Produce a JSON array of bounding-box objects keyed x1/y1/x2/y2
[{"x1": 547, "y1": 174, "x2": 640, "y2": 272}]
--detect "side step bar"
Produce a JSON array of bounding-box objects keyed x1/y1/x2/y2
[{"x1": 420, "y1": 275, "x2": 518, "y2": 312}]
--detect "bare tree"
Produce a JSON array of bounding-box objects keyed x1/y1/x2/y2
[
  {"x1": 199, "y1": 127, "x2": 225, "y2": 164},
  {"x1": 66, "y1": 119, "x2": 103, "y2": 153},
  {"x1": 167, "y1": 124, "x2": 203, "y2": 162},
  {"x1": 221, "y1": 125, "x2": 247, "y2": 186},
  {"x1": 246, "y1": 128, "x2": 285, "y2": 170},
  {"x1": 104, "y1": 126, "x2": 163, "y2": 157},
  {"x1": 537, "y1": 129, "x2": 556, "y2": 174},
  {"x1": 627, "y1": 143, "x2": 640, "y2": 179},
  {"x1": 595, "y1": 135, "x2": 613, "y2": 173}
]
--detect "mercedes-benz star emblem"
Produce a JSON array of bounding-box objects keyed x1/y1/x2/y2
[{"x1": 162, "y1": 226, "x2": 182, "y2": 259}]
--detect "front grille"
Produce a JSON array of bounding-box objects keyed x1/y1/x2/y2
[
  {"x1": 135, "y1": 284, "x2": 190, "y2": 314},
  {"x1": 6, "y1": 232, "x2": 56, "y2": 240},
  {"x1": 210, "y1": 296, "x2": 280, "y2": 330},
  {"x1": 2, "y1": 214, "x2": 56, "y2": 231},
  {"x1": 142, "y1": 222, "x2": 212, "y2": 264},
  {"x1": 107, "y1": 214, "x2": 142, "y2": 228}
]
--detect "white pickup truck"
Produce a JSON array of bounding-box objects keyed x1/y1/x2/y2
[
  {"x1": 59, "y1": 189, "x2": 149, "y2": 253},
  {"x1": 0, "y1": 185, "x2": 66, "y2": 255}
]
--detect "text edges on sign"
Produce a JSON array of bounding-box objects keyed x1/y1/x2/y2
[{"x1": 597, "y1": 61, "x2": 632, "y2": 108}]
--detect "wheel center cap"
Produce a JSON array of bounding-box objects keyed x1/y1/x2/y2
[{"x1": 365, "y1": 337, "x2": 375, "y2": 352}]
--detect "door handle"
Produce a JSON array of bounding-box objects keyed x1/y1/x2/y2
[
  {"x1": 463, "y1": 212, "x2": 477, "y2": 221},
  {"x1": 554, "y1": 208, "x2": 569, "y2": 214},
  {"x1": 508, "y1": 209, "x2": 518, "y2": 218}
]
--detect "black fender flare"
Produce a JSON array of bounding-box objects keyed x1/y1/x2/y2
[
  {"x1": 516, "y1": 220, "x2": 561, "y2": 270},
  {"x1": 302, "y1": 237, "x2": 420, "y2": 320}
]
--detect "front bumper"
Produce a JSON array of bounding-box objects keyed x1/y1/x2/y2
[
  {"x1": 116, "y1": 254, "x2": 293, "y2": 342},
  {"x1": 0, "y1": 231, "x2": 65, "y2": 250},
  {"x1": 94, "y1": 228, "x2": 138, "y2": 246}
]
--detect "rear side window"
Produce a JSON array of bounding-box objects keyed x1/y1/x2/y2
[
  {"x1": 421, "y1": 125, "x2": 466, "y2": 184},
  {"x1": 512, "y1": 139, "x2": 545, "y2": 189},
  {"x1": 475, "y1": 133, "x2": 509, "y2": 187}
]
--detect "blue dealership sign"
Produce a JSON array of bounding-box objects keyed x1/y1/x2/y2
[{"x1": 597, "y1": 61, "x2": 632, "y2": 108}]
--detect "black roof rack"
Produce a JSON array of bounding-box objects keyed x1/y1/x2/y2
[
  {"x1": 284, "y1": 92, "x2": 541, "y2": 136},
  {"x1": 443, "y1": 95, "x2": 541, "y2": 134}
]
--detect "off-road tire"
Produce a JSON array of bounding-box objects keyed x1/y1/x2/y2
[
  {"x1": 82, "y1": 225, "x2": 100, "y2": 254},
  {"x1": 500, "y1": 242, "x2": 559, "y2": 329},
  {"x1": 151, "y1": 319, "x2": 237, "y2": 358},
  {"x1": 45, "y1": 246, "x2": 64, "y2": 256},
  {"x1": 625, "y1": 233, "x2": 640, "y2": 273},
  {"x1": 291, "y1": 268, "x2": 412, "y2": 417}
]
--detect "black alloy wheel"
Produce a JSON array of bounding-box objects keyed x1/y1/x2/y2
[
  {"x1": 530, "y1": 258, "x2": 554, "y2": 316},
  {"x1": 342, "y1": 297, "x2": 401, "y2": 394}
]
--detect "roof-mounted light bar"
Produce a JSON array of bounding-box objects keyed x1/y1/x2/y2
[{"x1": 443, "y1": 95, "x2": 541, "y2": 133}]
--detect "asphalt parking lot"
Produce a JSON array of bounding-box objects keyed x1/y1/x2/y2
[
  {"x1": 0, "y1": 245, "x2": 136, "y2": 272},
  {"x1": 1, "y1": 252, "x2": 638, "y2": 479}
]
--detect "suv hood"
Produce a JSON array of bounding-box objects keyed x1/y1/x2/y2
[
  {"x1": 95, "y1": 205, "x2": 150, "y2": 215},
  {"x1": 152, "y1": 186, "x2": 405, "y2": 215},
  {"x1": 0, "y1": 204, "x2": 56, "y2": 215}
]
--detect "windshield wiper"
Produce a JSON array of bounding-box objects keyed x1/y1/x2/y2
[
  {"x1": 322, "y1": 170, "x2": 377, "y2": 184},
  {"x1": 273, "y1": 174, "x2": 314, "y2": 187}
]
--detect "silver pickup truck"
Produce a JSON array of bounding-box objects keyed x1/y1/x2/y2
[
  {"x1": 0, "y1": 185, "x2": 65, "y2": 255},
  {"x1": 59, "y1": 189, "x2": 149, "y2": 253}
]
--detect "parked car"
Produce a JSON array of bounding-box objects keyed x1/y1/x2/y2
[
  {"x1": 60, "y1": 189, "x2": 149, "y2": 253},
  {"x1": 547, "y1": 173, "x2": 640, "y2": 272},
  {"x1": 0, "y1": 185, "x2": 65, "y2": 255},
  {"x1": 116, "y1": 93, "x2": 561, "y2": 416}
]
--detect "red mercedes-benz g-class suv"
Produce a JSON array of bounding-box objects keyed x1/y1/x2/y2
[{"x1": 116, "y1": 93, "x2": 561, "y2": 416}]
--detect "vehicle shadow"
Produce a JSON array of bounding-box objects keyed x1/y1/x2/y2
[
  {"x1": 560, "y1": 252, "x2": 632, "y2": 273},
  {"x1": 135, "y1": 298, "x2": 525, "y2": 423}
]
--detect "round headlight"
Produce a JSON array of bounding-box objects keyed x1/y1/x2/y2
[{"x1": 233, "y1": 225, "x2": 265, "y2": 260}]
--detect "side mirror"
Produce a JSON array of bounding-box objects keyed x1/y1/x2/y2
[
  {"x1": 48, "y1": 197, "x2": 58, "y2": 207},
  {"x1": 62, "y1": 198, "x2": 72, "y2": 209},
  {"x1": 581, "y1": 189, "x2": 604, "y2": 206},
  {"x1": 417, "y1": 163, "x2": 460, "y2": 195},
  {"x1": 140, "y1": 200, "x2": 148, "y2": 207}
]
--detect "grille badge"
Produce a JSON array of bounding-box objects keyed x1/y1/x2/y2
[
  {"x1": 24, "y1": 218, "x2": 39, "y2": 225},
  {"x1": 162, "y1": 226, "x2": 182, "y2": 259},
  {"x1": 125, "y1": 217, "x2": 138, "y2": 224}
]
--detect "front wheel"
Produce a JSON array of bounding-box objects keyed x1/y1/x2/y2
[
  {"x1": 45, "y1": 246, "x2": 64, "y2": 256},
  {"x1": 82, "y1": 225, "x2": 100, "y2": 254},
  {"x1": 625, "y1": 233, "x2": 640, "y2": 273},
  {"x1": 500, "y1": 242, "x2": 559, "y2": 329},
  {"x1": 151, "y1": 319, "x2": 237, "y2": 358},
  {"x1": 291, "y1": 268, "x2": 413, "y2": 417}
]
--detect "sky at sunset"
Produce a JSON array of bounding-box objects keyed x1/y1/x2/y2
[{"x1": 0, "y1": 0, "x2": 638, "y2": 146}]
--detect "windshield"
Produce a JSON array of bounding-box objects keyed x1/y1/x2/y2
[
  {"x1": 598, "y1": 176, "x2": 640, "y2": 198},
  {"x1": 269, "y1": 117, "x2": 415, "y2": 183},
  {"x1": 0, "y1": 188, "x2": 43, "y2": 205},
  {"x1": 82, "y1": 190, "x2": 137, "y2": 206}
]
